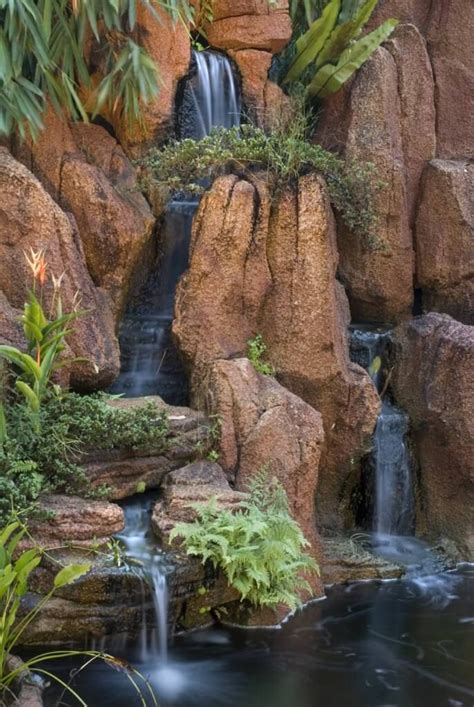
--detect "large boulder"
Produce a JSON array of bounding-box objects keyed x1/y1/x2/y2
[
  {"x1": 332, "y1": 47, "x2": 414, "y2": 323},
  {"x1": 385, "y1": 24, "x2": 436, "y2": 225},
  {"x1": 0, "y1": 148, "x2": 120, "y2": 388},
  {"x1": 415, "y1": 160, "x2": 474, "y2": 324},
  {"x1": 392, "y1": 314, "x2": 474, "y2": 558},
  {"x1": 367, "y1": 0, "x2": 434, "y2": 34},
  {"x1": 229, "y1": 48, "x2": 290, "y2": 129},
  {"x1": 10, "y1": 112, "x2": 155, "y2": 322},
  {"x1": 206, "y1": 0, "x2": 291, "y2": 52},
  {"x1": 204, "y1": 357, "x2": 324, "y2": 577},
  {"x1": 426, "y1": 0, "x2": 474, "y2": 159},
  {"x1": 174, "y1": 174, "x2": 380, "y2": 532},
  {"x1": 59, "y1": 132, "x2": 155, "y2": 318}
]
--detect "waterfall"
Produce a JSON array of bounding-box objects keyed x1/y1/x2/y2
[
  {"x1": 118, "y1": 495, "x2": 171, "y2": 663},
  {"x1": 112, "y1": 49, "x2": 241, "y2": 405},
  {"x1": 110, "y1": 49, "x2": 242, "y2": 671},
  {"x1": 349, "y1": 326, "x2": 415, "y2": 537},
  {"x1": 177, "y1": 50, "x2": 241, "y2": 139}
]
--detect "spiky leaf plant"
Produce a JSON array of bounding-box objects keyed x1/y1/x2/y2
[{"x1": 282, "y1": 0, "x2": 398, "y2": 98}]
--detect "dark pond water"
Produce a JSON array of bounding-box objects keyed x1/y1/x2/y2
[{"x1": 41, "y1": 565, "x2": 473, "y2": 707}]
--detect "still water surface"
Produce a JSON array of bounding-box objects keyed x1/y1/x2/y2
[{"x1": 42, "y1": 565, "x2": 473, "y2": 707}]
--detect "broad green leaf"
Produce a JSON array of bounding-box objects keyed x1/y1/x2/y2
[
  {"x1": 53, "y1": 563, "x2": 91, "y2": 588},
  {"x1": 15, "y1": 381, "x2": 40, "y2": 412},
  {"x1": 339, "y1": 0, "x2": 364, "y2": 23},
  {"x1": 284, "y1": 0, "x2": 341, "y2": 83},
  {"x1": 307, "y1": 18, "x2": 398, "y2": 97},
  {"x1": 0, "y1": 522, "x2": 20, "y2": 549},
  {"x1": 315, "y1": 0, "x2": 378, "y2": 68},
  {"x1": 0, "y1": 346, "x2": 41, "y2": 380}
]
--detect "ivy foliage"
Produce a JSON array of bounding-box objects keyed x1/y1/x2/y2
[
  {"x1": 170, "y1": 472, "x2": 319, "y2": 611},
  {"x1": 142, "y1": 110, "x2": 380, "y2": 243},
  {"x1": 0, "y1": 393, "x2": 168, "y2": 525}
]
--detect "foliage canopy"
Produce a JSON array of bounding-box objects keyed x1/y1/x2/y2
[
  {"x1": 142, "y1": 115, "x2": 381, "y2": 243},
  {"x1": 0, "y1": 0, "x2": 195, "y2": 139}
]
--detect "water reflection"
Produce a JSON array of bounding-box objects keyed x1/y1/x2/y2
[{"x1": 42, "y1": 566, "x2": 473, "y2": 707}]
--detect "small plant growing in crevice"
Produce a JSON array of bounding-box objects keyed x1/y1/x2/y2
[
  {"x1": 170, "y1": 472, "x2": 319, "y2": 611},
  {"x1": 247, "y1": 335, "x2": 275, "y2": 376}
]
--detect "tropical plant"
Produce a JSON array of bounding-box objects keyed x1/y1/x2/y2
[
  {"x1": 0, "y1": 393, "x2": 169, "y2": 526},
  {"x1": 0, "y1": 521, "x2": 89, "y2": 690},
  {"x1": 0, "y1": 0, "x2": 198, "y2": 139},
  {"x1": 281, "y1": 0, "x2": 398, "y2": 98},
  {"x1": 0, "y1": 520, "x2": 158, "y2": 705},
  {"x1": 247, "y1": 335, "x2": 275, "y2": 377},
  {"x1": 170, "y1": 472, "x2": 319, "y2": 611},
  {"x1": 0, "y1": 249, "x2": 84, "y2": 432},
  {"x1": 142, "y1": 114, "x2": 380, "y2": 242}
]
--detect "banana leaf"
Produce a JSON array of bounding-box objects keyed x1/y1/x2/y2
[
  {"x1": 284, "y1": 0, "x2": 341, "y2": 83},
  {"x1": 307, "y1": 18, "x2": 398, "y2": 97}
]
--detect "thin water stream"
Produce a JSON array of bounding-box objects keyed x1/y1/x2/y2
[
  {"x1": 350, "y1": 324, "x2": 416, "y2": 548},
  {"x1": 113, "y1": 49, "x2": 241, "y2": 405}
]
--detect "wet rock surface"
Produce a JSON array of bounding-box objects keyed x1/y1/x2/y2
[
  {"x1": 321, "y1": 538, "x2": 404, "y2": 585},
  {"x1": 393, "y1": 314, "x2": 474, "y2": 559},
  {"x1": 28, "y1": 495, "x2": 125, "y2": 548}
]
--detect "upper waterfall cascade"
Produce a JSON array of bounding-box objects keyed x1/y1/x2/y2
[{"x1": 112, "y1": 50, "x2": 242, "y2": 404}]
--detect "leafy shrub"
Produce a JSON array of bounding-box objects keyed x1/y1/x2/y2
[
  {"x1": 0, "y1": 249, "x2": 84, "y2": 433},
  {"x1": 142, "y1": 113, "x2": 380, "y2": 242},
  {"x1": 0, "y1": 394, "x2": 169, "y2": 526},
  {"x1": 170, "y1": 473, "x2": 319, "y2": 611},
  {"x1": 247, "y1": 335, "x2": 275, "y2": 377},
  {"x1": 280, "y1": 0, "x2": 398, "y2": 98}
]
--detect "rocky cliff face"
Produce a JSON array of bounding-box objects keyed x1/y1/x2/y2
[
  {"x1": 316, "y1": 1, "x2": 474, "y2": 326},
  {"x1": 174, "y1": 174, "x2": 380, "y2": 533},
  {"x1": 393, "y1": 314, "x2": 474, "y2": 559}
]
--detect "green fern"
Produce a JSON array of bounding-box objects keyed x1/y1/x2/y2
[{"x1": 170, "y1": 474, "x2": 319, "y2": 612}]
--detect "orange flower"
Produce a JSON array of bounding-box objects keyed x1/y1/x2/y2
[{"x1": 24, "y1": 248, "x2": 47, "y2": 286}]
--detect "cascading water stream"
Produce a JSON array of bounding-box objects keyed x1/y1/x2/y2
[
  {"x1": 117, "y1": 495, "x2": 171, "y2": 663},
  {"x1": 349, "y1": 326, "x2": 415, "y2": 539},
  {"x1": 110, "y1": 49, "x2": 242, "y2": 673},
  {"x1": 112, "y1": 50, "x2": 241, "y2": 405}
]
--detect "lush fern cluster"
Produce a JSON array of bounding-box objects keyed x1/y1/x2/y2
[
  {"x1": 170, "y1": 474, "x2": 319, "y2": 611},
  {"x1": 0, "y1": 393, "x2": 168, "y2": 525}
]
